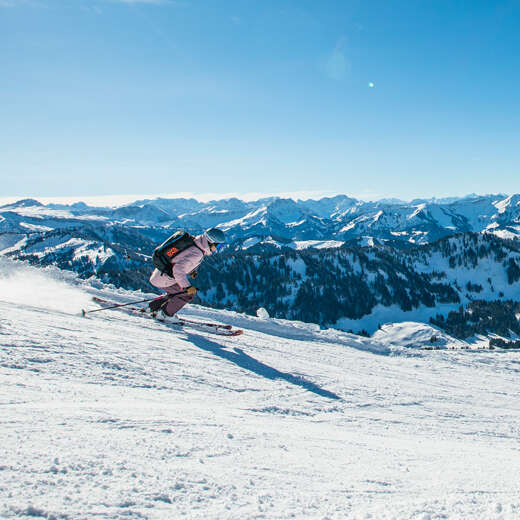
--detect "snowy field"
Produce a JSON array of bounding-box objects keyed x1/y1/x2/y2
[{"x1": 1, "y1": 260, "x2": 520, "y2": 519}]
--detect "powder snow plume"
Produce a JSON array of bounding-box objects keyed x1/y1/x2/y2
[{"x1": 0, "y1": 258, "x2": 92, "y2": 314}]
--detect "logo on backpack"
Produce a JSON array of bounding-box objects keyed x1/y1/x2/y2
[{"x1": 152, "y1": 230, "x2": 197, "y2": 276}]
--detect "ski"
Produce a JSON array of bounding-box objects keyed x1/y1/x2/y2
[{"x1": 89, "y1": 296, "x2": 243, "y2": 336}]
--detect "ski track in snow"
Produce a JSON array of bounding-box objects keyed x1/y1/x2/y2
[{"x1": 1, "y1": 262, "x2": 520, "y2": 519}]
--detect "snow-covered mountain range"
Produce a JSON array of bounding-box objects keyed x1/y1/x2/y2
[
  {"x1": 2, "y1": 193, "x2": 520, "y2": 250},
  {"x1": 2, "y1": 194, "x2": 520, "y2": 339},
  {"x1": 2, "y1": 258, "x2": 520, "y2": 519}
]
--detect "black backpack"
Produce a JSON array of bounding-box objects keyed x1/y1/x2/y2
[{"x1": 152, "y1": 231, "x2": 197, "y2": 276}]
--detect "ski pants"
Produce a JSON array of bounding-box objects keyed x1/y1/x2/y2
[{"x1": 152, "y1": 283, "x2": 194, "y2": 316}]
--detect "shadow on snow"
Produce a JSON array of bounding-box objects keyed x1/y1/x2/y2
[{"x1": 186, "y1": 333, "x2": 342, "y2": 401}]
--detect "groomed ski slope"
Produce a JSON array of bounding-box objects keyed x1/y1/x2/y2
[{"x1": 1, "y1": 259, "x2": 520, "y2": 519}]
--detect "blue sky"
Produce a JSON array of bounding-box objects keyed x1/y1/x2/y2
[{"x1": 1, "y1": 0, "x2": 519, "y2": 201}]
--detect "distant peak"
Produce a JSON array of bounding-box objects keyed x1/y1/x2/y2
[{"x1": 12, "y1": 198, "x2": 44, "y2": 208}]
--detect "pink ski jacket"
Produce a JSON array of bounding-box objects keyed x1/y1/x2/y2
[{"x1": 149, "y1": 234, "x2": 212, "y2": 289}]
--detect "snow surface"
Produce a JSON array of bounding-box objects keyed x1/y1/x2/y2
[
  {"x1": 0, "y1": 205, "x2": 108, "y2": 221},
  {"x1": 241, "y1": 237, "x2": 263, "y2": 249},
  {"x1": 2, "y1": 259, "x2": 520, "y2": 519},
  {"x1": 290, "y1": 240, "x2": 345, "y2": 250}
]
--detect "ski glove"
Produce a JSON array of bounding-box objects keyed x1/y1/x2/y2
[{"x1": 186, "y1": 286, "x2": 197, "y2": 295}]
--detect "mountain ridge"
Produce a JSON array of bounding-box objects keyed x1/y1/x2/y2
[{"x1": 2, "y1": 193, "x2": 520, "y2": 247}]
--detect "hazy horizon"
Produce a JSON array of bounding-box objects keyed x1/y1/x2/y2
[{"x1": 0, "y1": 190, "x2": 512, "y2": 209}]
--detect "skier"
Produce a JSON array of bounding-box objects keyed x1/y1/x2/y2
[{"x1": 148, "y1": 228, "x2": 226, "y2": 322}]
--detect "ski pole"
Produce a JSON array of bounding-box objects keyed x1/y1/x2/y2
[{"x1": 81, "y1": 291, "x2": 186, "y2": 316}]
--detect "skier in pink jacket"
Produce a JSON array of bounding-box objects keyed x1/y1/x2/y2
[{"x1": 149, "y1": 228, "x2": 225, "y2": 322}]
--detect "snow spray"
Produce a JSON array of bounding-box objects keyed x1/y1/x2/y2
[{"x1": 0, "y1": 258, "x2": 92, "y2": 314}]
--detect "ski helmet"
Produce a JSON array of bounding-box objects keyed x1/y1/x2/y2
[{"x1": 204, "y1": 228, "x2": 225, "y2": 245}]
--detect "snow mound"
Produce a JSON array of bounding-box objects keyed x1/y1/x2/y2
[
  {"x1": 372, "y1": 321, "x2": 469, "y2": 350},
  {"x1": 256, "y1": 307, "x2": 270, "y2": 319}
]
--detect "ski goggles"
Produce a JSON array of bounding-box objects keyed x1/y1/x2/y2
[{"x1": 216, "y1": 243, "x2": 225, "y2": 251}]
